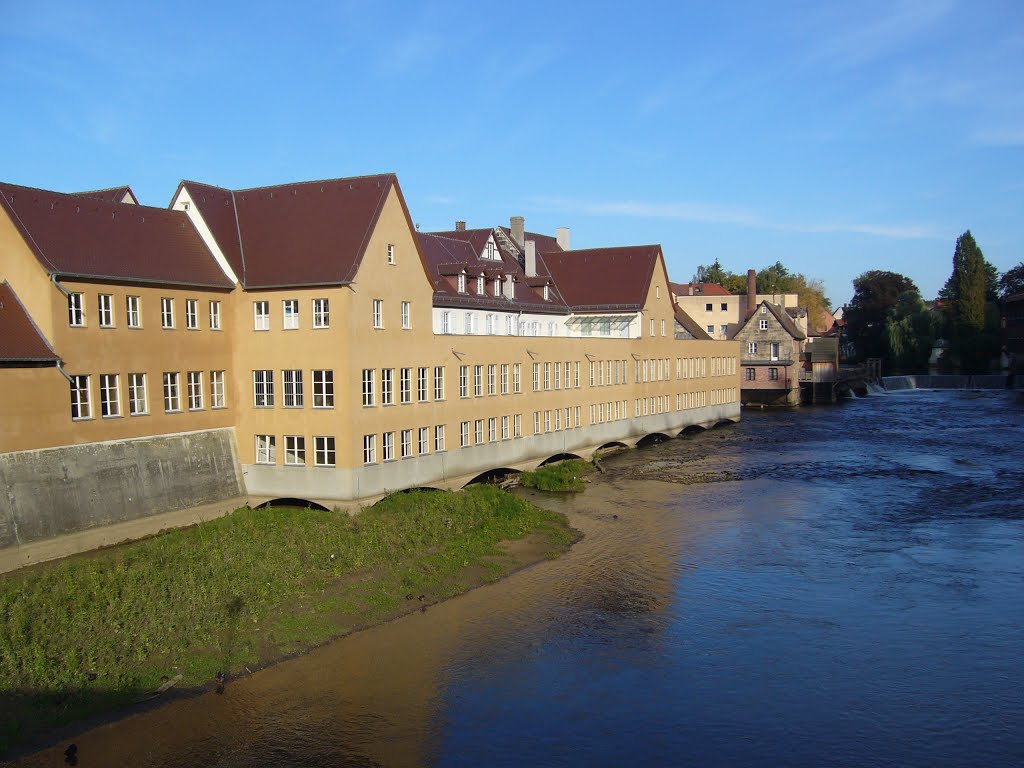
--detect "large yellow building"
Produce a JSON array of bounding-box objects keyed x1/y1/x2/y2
[{"x1": 0, "y1": 175, "x2": 740, "y2": 548}]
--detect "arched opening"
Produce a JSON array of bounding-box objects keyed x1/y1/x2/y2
[
  {"x1": 463, "y1": 467, "x2": 522, "y2": 487},
  {"x1": 539, "y1": 452, "x2": 583, "y2": 467},
  {"x1": 255, "y1": 497, "x2": 331, "y2": 512},
  {"x1": 679, "y1": 425, "x2": 707, "y2": 437},
  {"x1": 596, "y1": 441, "x2": 628, "y2": 453},
  {"x1": 712, "y1": 419, "x2": 736, "y2": 428},
  {"x1": 636, "y1": 432, "x2": 671, "y2": 448}
]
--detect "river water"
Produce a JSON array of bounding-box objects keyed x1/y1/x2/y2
[{"x1": 13, "y1": 389, "x2": 1024, "y2": 767}]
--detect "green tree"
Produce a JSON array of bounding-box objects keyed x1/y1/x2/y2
[
  {"x1": 885, "y1": 291, "x2": 939, "y2": 373},
  {"x1": 692, "y1": 259, "x2": 729, "y2": 285},
  {"x1": 999, "y1": 262, "x2": 1024, "y2": 297},
  {"x1": 939, "y1": 230, "x2": 988, "y2": 333},
  {"x1": 845, "y1": 270, "x2": 919, "y2": 367}
]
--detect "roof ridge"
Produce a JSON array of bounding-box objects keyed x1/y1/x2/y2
[{"x1": 233, "y1": 172, "x2": 395, "y2": 194}]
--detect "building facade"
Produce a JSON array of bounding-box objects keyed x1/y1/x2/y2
[{"x1": 1, "y1": 175, "x2": 741, "y2": 548}]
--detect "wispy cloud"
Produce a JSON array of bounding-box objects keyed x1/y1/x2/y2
[
  {"x1": 423, "y1": 194, "x2": 455, "y2": 205},
  {"x1": 529, "y1": 196, "x2": 941, "y2": 240},
  {"x1": 970, "y1": 126, "x2": 1024, "y2": 146}
]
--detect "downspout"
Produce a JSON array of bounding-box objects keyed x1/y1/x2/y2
[
  {"x1": 51, "y1": 274, "x2": 71, "y2": 297},
  {"x1": 55, "y1": 359, "x2": 73, "y2": 383}
]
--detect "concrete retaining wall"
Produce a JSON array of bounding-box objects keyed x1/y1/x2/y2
[
  {"x1": 881, "y1": 374, "x2": 1009, "y2": 391},
  {"x1": 0, "y1": 428, "x2": 244, "y2": 548}
]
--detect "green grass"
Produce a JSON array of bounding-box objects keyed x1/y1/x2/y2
[
  {"x1": 0, "y1": 485, "x2": 577, "y2": 755},
  {"x1": 518, "y1": 459, "x2": 594, "y2": 492}
]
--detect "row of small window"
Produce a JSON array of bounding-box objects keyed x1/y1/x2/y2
[
  {"x1": 68, "y1": 293, "x2": 222, "y2": 331},
  {"x1": 254, "y1": 426, "x2": 448, "y2": 468},
  {"x1": 647, "y1": 319, "x2": 668, "y2": 337},
  {"x1": 252, "y1": 370, "x2": 335, "y2": 408},
  {"x1": 459, "y1": 415, "x2": 526, "y2": 447},
  {"x1": 531, "y1": 407, "x2": 584, "y2": 434},
  {"x1": 705, "y1": 302, "x2": 731, "y2": 312},
  {"x1": 745, "y1": 368, "x2": 782, "y2": 381},
  {"x1": 70, "y1": 371, "x2": 226, "y2": 419},
  {"x1": 362, "y1": 367, "x2": 447, "y2": 407},
  {"x1": 252, "y1": 298, "x2": 331, "y2": 331},
  {"x1": 453, "y1": 272, "x2": 541, "y2": 300},
  {"x1": 440, "y1": 311, "x2": 530, "y2": 336}
]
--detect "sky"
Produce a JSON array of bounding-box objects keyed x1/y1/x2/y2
[{"x1": 1, "y1": 0, "x2": 1022, "y2": 306}]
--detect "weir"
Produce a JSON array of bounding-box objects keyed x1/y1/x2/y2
[{"x1": 881, "y1": 374, "x2": 1010, "y2": 391}]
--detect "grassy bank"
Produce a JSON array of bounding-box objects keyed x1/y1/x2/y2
[
  {"x1": 0, "y1": 485, "x2": 578, "y2": 754},
  {"x1": 519, "y1": 459, "x2": 594, "y2": 492}
]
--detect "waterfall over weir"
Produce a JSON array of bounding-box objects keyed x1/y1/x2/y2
[{"x1": 881, "y1": 374, "x2": 1009, "y2": 390}]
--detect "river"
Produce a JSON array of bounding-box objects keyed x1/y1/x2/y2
[{"x1": 12, "y1": 389, "x2": 1024, "y2": 767}]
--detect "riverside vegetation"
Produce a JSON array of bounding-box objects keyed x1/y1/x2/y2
[
  {"x1": 0, "y1": 485, "x2": 578, "y2": 754},
  {"x1": 518, "y1": 459, "x2": 594, "y2": 492}
]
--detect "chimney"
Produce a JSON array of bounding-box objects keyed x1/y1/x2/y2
[
  {"x1": 525, "y1": 240, "x2": 537, "y2": 278},
  {"x1": 746, "y1": 269, "x2": 757, "y2": 320},
  {"x1": 455, "y1": 220, "x2": 466, "y2": 231},
  {"x1": 556, "y1": 226, "x2": 570, "y2": 250},
  {"x1": 510, "y1": 216, "x2": 525, "y2": 247}
]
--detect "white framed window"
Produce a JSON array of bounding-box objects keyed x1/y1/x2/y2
[
  {"x1": 589, "y1": 362, "x2": 595, "y2": 387},
  {"x1": 460, "y1": 365, "x2": 469, "y2": 398},
  {"x1": 98, "y1": 294, "x2": 113, "y2": 328},
  {"x1": 419, "y1": 427, "x2": 430, "y2": 454},
  {"x1": 720, "y1": 324, "x2": 728, "y2": 335},
  {"x1": 488, "y1": 417, "x2": 496, "y2": 442},
  {"x1": 186, "y1": 299, "x2": 198, "y2": 329},
  {"x1": 316, "y1": 436, "x2": 337, "y2": 466},
  {"x1": 210, "y1": 371, "x2": 225, "y2": 408},
  {"x1": 650, "y1": 319, "x2": 655, "y2": 336},
  {"x1": 283, "y1": 299, "x2": 299, "y2": 329},
  {"x1": 574, "y1": 406, "x2": 581, "y2": 427},
  {"x1": 476, "y1": 275, "x2": 484, "y2": 295},
  {"x1": 500, "y1": 364, "x2": 509, "y2": 394},
  {"x1": 283, "y1": 369, "x2": 304, "y2": 408},
  {"x1": 128, "y1": 373, "x2": 148, "y2": 415},
  {"x1": 401, "y1": 301, "x2": 410, "y2": 329},
  {"x1": 501, "y1": 415, "x2": 509, "y2": 440},
  {"x1": 474, "y1": 365, "x2": 483, "y2": 397},
  {"x1": 161, "y1": 297, "x2": 174, "y2": 329},
  {"x1": 99, "y1": 373, "x2": 120, "y2": 417},
  {"x1": 68, "y1": 293, "x2": 85, "y2": 327},
  {"x1": 313, "y1": 298, "x2": 330, "y2": 328},
  {"x1": 418, "y1": 367, "x2": 429, "y2": 402},
  {"x1": 362, "y1": 369, "x2": 375, "y2": 406},
  {"x1": 285, "y1": 436, "x2": 305, "y2": 465},
  {"x1": 513, "y1": 363, "x2": 521, "y2": 393},
  {"x1": 533, "y1": 363, "x2": 540, "y2": 392},
  {"x1": 382, "y1": 431, "x2": 395, "y2": 461},
  {"x1": 126, "y1": 295, "x2": 141, "y2": 328},
  {"x1": 486, "y1": 314, "x2": 496, "y2": 335},
  {"x1": 163, "y1": 372, "x2": 181, "y2": 412},
  {"x1": 253, "y1": 301, "x2": 269, "y2": 331},
  {"x1": 464, "y1": 312, "x2": 474, "y2": 334},
  {"x1": 544, "y1": 410, "x2": 551, "y2": 432},
  {"x1": 442, "y1": 311, "x2": 452, "y2": 334},
  {"x1": 554, "y1": 408, "x2": 561, "y2": 430},
  {"x1": 253, "y1": 370, "x2": 274, "y2": 407},
  {"x1": 513, "y1": 413, "x2": 522, "y2": 438},
  {"x1": 434, "y1": 366, "x2": 445, "y2": 400},
  {"x1": 400, "y1": 429, "x2": 412, "y2": 458},
  {"x1": 554, "y1": 363, "x2": 561, "y2": 390},
  {"x1": 460, "y1": 421, "x2": 470, "y2": 447},
  {"x1": 372, "y1": 299, "x2": 383, "y2": 328},
  {"x1": 381, "y1": 368, "x2": 394, "y2": 405},
  {"x1": 748, "y1": 342, "x2": 758, "y2": 355},
  {"x1": 543, "y1": 362, "x2": 551, "y2": 391},
  {"x1": 457, "y1": 273, "x2": 466, "y2": 293},
  {"x1": 314, "y1": 369, "x2": 334, "y2": 408},
  {"x1": 256, "y1": 435, "x2": 276, "y2": 464},
  {"x1": 362, "y1": 434, "x2": 376, "y2": 464},
  {"x1": 759, "y1": 318, "x2": 769, "y2": 330},
  {"x1": 387, "y1": 243, "x2": 395, "y2": 264},
  {"x1": 574, "y1": 362, "x2": 580, "y2": 388},
  {"x1": 661, "y1": 319, "x2": 666, "y2": 336},
  {"x1": 434, "y1": 424, "x2": 446, "y2": 452},
  {"x1": 533, "y1": 411, "x2": 540, "y2": 434},
  {"x1": 543, "y1": 285, "x2": 550, "y2": 301},
  {"x1": 494, "y1": 278, "x2": 502, "y2": 297},
  {"x1": 209, "y1": 300, "x2": 221, "y2": 330},
  {"x1": 474, "y1": 419, "x2": 483, "y2": 444},
  {"x1": 761, "y1": 305, "x2": 767, "y2": 314},
  {"x1": 187, "y1": 371, "x2": 204, "y2": 410},
  {"x1": 400, "y1": 367, "x2": 411, "y2": 404},
  {"x1": 505, "y1": 315, "x2": 514, "y2": 335}
]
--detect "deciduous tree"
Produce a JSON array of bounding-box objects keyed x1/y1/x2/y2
[
  {"x1": 999, "y1": 262, "x2": 1024, "y2": 298},
  {"x1": 845, "y1": 270, "x2": 919, "y2": 366}
]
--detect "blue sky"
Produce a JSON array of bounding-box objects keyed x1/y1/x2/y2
[{"x1": 2, "y1": 0, "x2": 1021, "y2": 305}]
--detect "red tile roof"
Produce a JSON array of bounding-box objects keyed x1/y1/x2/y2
[
  {"x1": 670, "y1": 281, "x2": 732, "y2": 297},
  {"x1": 0, "y1": 281, "x2": 58, "y2": 363},
  {"x1": 71, "y1": 186, "x2": 139, "y2": 205},
  {"x1": 543, "y1": 245, "x2": 662, "y2": 311},
  {"x1": 0, "y1": 182, "x2": 232, "y2": 289},
  {"x1": 178, "y1": 174, "x2": 405, "y2": 288}
]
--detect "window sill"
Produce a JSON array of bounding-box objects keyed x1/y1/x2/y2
[{"x1": 101, "y1": 414, "x2": 123, "y2": 419}]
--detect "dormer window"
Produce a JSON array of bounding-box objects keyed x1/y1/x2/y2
[
  {"x1": 494, "y1": 277, "x2": 501, "y2": 297},
  {"x1": 486, "y1": 242, "x2": 496, "y2": 260},
  {"x1": 457, "y1": 273, "x2": 466, "y2": 293},
  {"x1": 476, "y1": 275, "x2": 484, "y2": 295},
  {"x1": 543, "y1": 284, "x2": 550, "y2": 301}
]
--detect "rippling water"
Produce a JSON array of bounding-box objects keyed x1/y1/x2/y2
[{"x1": 14, "y1": 390, "x2": 1024, "y2": 767}]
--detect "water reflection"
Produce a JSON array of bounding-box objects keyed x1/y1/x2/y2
[{"x1": 12, "y1": 390, "x2": 1024, "y2": 767}]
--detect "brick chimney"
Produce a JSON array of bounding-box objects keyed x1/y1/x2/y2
[
  {"x1": 556, "y1": 226, "x2": 570, "y2": 250},
  {"x1": 455, "y1": 220, "x2": 466, "y2": 231},
  {"x1": 525, "y1": 240, "x2": 537, "y2": 278},
  {"x1": 510, "y1": 216, "x2": 525, "y2": 247},
  {"x1": 746, "y1": 269, "x2": 757, "y2": 320}
]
